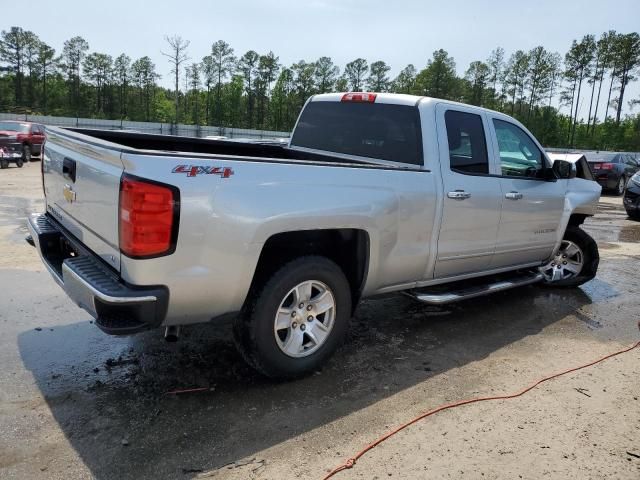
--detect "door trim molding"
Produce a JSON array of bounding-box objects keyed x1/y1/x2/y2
[{"x1": 437, "y1": 251, "x2": 494, "y2": 261}]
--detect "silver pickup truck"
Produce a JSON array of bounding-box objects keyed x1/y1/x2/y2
[{"x1": 28, "y1": 92, "x2": 601, "y2": 378}]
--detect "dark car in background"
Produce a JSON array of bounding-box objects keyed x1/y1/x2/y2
[
  {"x1": 585, "y1": 152, "x2": 640, "y2": 195},
  {"x1": 624, "y1": 171, "x2": 640, "y2": 220},
  {"x1": 0, "y1": 121, "x2": 46, "y2": 168}
]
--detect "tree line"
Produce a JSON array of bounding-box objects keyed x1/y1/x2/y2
[{"x1": 0, "y1": 26, "x2": 639, "y2": 150}]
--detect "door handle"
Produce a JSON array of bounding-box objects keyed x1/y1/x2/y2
[
  {"x1": 447, "y1": 190, "x2": 472, "y2": 200},
  {"x1": 62, "y1": 157, "x2": 76, "y2": 183},
  {"x1": 505, "y1": 191, "x2": 523, "y2": 200}
]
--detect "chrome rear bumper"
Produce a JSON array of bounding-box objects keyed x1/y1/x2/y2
[{"x1": 27, "y1": 213, "x2": 168, "y2": 335}]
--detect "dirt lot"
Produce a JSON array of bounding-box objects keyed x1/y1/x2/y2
[{"x1": 0, "y1": 162, "x2": 639, "y2": 480}]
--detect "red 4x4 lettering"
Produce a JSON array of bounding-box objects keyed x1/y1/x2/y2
[{"x1": 172, "y1": 165, "x2": 234, "y2": 178}]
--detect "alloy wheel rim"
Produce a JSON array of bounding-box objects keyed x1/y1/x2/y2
[
  {"x1": 274, "y1": 280, "x2": 336, "y2": 358},
  {"x1": 540, "y1": 240, "x2": 584, "y2": 282}
]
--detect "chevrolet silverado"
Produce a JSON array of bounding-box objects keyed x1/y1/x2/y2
[{"x1": 27, "y1": 92, "x2": 601, "y2": 378}]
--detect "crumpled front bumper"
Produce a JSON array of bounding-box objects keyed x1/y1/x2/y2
[{"x1": 27, "y1": 213, "x2": 169, "y2": 335}]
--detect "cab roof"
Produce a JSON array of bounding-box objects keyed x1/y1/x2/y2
[
  {"x1": 310, "y1": 92, "x2": 510, "y2": 117},
  {"x1": 311, "y1": 92, "x2": 424, "y2": 106}
]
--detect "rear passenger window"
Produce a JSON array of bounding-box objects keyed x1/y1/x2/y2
[{"x1": 444, "y1": 110, "x2": 489, "y2": 174}]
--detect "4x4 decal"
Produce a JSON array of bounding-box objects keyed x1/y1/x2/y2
[{"x1": 172, "y1": 165, "x2": 234, "y2": 178}]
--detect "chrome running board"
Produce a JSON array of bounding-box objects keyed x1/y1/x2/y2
[{"x1": 404, "y1": 271, "x2": 544, "y2": 305}]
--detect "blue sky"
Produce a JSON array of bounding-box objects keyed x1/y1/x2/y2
[{"x1": 4, "y1": 0, "x2": 640, "y2": 117}]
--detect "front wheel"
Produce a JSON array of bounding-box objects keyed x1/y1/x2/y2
[
  {"x1": 615, "y1": 176, "x2": 626, "y2": 196},
  {"x1": 0, "y1": 158, "x2": 8, "y2": 169},
  {"x1": 539, "y1": 227, "x2": 599, "y2": 287},
  {"x1": 233, "y1": 256, "x2": 352, "y2": 379}
]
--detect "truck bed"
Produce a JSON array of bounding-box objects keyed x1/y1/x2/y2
[{"x1": 66, "y1": 128, "x2": 417, "y2": 170}]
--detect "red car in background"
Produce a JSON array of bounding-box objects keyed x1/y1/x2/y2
[{"x1": 0, "y1": 120, "x2": 46, "y2": 168}]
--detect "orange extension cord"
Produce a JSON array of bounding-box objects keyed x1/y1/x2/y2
[{"x1": 322, "y1": 340, "x2": 640, "y2": 480}]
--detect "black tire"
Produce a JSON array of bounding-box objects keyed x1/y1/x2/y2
[
  {"x1": 16, "y1": 158, "x2": 23, "y2": 168},
  {"x1": 233, "y1": 256, "x2": 352, "y2": 379},
  {"x1": 541, "y1": 227, "x2": 599, "y2": 288},
  {"x1": 0, "y1": 159, "x2": 8, "y2": 169},
  {"x1": 23, "y1": 145, "x2": 31, "y2": 163}
]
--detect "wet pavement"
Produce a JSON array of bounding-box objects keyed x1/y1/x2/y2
[{"x1": 1, "y1": 163, "x2": 639, "y2": 479}]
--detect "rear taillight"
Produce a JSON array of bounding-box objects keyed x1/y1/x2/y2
[
  {"x1": 341, "y1": 92, "x2": 377, "y2": 103},
  {"x1": 119, "y1": 174, "x2": 179, "y2": 258},
  {"x1": 601, "y1": 163, "x2": 614, "y2": 170}
]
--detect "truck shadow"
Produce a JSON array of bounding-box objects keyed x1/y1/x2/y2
[{"x1": 18, "y1": 284, "x2": 597, "y2": 479}]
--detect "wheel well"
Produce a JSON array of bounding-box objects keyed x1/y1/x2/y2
[
  {"x1": 568, "y1": 214, "x2": 589, "y2": 227},
  {"x1": 248, "y1": 229, "x2": 369, "y2": 312}
]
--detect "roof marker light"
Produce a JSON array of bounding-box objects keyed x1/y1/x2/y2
[{"x1": 341, "y1": 92, "x2": 377, "y2": 103}]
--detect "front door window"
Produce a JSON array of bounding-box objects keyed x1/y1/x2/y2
[{"x1": 493, "y1": 119, "x2": 545, "y2": 179}]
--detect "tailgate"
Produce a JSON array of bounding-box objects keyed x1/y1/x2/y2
[{"x1": 43, "y1": 127, "x2": 124, "y2": 271}]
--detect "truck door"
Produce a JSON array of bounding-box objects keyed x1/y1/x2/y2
[
  {"x1": 487, "y1": 116, "x2": 565, "y2": 268},
  {"x1": 434, "y1": 104, "x2": 502, "y2": 278}
]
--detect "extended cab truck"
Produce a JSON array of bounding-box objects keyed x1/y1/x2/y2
[{"x1": 27, "y1": 93, "x2": 601, "y2": 378}]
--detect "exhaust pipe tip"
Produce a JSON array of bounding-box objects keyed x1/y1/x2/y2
[{"x1": 164, "y1": 325, "x2": 180, "y2": 342}]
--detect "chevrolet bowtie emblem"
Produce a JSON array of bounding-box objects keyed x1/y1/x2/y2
[{"x1": 63, "y1": 184, "x2": 76, "y2": 203}]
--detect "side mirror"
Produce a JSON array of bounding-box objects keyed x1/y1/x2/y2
[{"x1": 552, "y1": 159, "x2": 576, "y2": 179}]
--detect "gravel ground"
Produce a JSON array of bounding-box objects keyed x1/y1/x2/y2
[{"x1": 0, "y1": 161, "x2": 639, "y2": 479}]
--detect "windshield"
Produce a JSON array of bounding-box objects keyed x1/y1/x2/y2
[
  {"x1": 290, "y1": 101, "x2": 423, "y2": 166},
  {"x1": 0, "y1": 122, "x2": 29, "y2": 133}
]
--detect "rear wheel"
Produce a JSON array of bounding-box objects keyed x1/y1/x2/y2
[
  {"x1": 615, "y1": 176, "x2": 626, "y2": 196},
  {"x1": 22, "y1": 145, "x2": 31, "y2": 163},
  {"x1": 16, "y1": 158, "x2": 23, "y2": 168},
  {"x1": 539, "y1": 227, "x2": 599, "y2": 287},
  {"x1": 233, "y1": 256, "x2": 352, "y2": 379}
]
